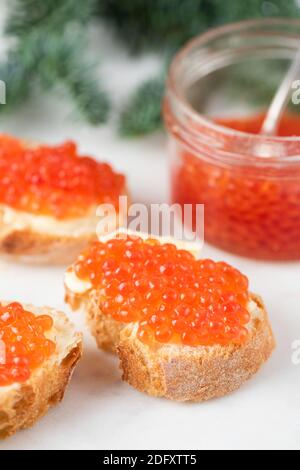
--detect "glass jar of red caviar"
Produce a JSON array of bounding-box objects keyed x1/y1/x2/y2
[{"x1": 164, "y1": 19, "x2": 300, "y2": 260}]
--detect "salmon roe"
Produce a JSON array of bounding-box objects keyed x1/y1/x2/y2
[
  {"x1": 216, "y1": 113, "x2": 300, "y2": 137},
  {"x1": 170, "y1": 113, "x2": 300, "y2": 260},
  {"x1": 74, "y1": 236, "x2": 250, "y2": 347},
  {"x1": 0, "y1": 302, "x2": 55, "y2": 386},
  {"x1": 0, "y1": 134, "x2": 125, "y2": 219}
]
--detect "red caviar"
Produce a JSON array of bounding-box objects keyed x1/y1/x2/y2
[
  {"x1": 75, "y1": 236, "x2": 250, "y2": 347},
  {"x1": 0, "y1": 134, "x2": 125, "y2": 219},
  {"x1": 170, "y1": 113, "x2": 300, "y2": 260},
  {"x1": 216, "y1": 113, "x2": 300, "y2": 137},
  {"x1": 0, "y1": 302, "x2": 55, "y2": 386}
]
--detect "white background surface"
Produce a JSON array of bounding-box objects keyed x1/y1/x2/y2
[{"x1": 0, "y1": 6, "x2": 299, "y2": 451}]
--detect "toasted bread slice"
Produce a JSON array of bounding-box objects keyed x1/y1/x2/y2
[
  {"x1": 0, "y1": 203, "x2": 124, "y2": 265},
  {"x1": 65, "y1": 287, "x2": 124, "y2": 353},
  {"x1": 0, "y1": 303, "x2": 82, "y2": 438},
  {"x1": 66, "y1": 285, "x2": 275, "y2": 400},
  {"x1": 0, "y1": 137, "x2": 127, "y2": 265},
  {"x1": 64, "y1": 232, "x2": 200, "y2": 352},
  {"x1": 117, "y1": 294, "x2": 275, "y2": 401},
  {"x1": 64, "y1": 231, "x2": 275, "y2": 402}
]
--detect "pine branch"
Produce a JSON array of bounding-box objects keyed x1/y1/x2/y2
[
  {"x1": 0, "y1": 29, "x2": 42, "y2": 114},
  {"x1": 0, "y1": 52, "x2": 32, "y2": 112},
  {"x1": 104, "y1": 0, "x2": 300, "y2": 136},
  {"x1": 0, "y1": 0, "x2": 109, "y2": 124},
  {"x1": 119, "y1": 77, "x2": 165, "y2": 136},
  {"x1": 6, "y1": 0, "x2": 97, "y2": 35},
  {"x1": 1, "y1": 0, "x2": 300, "y2": 134},
  {"x1": 100, "y1": 0, "x2": 300, "y2": 53},
  {"x1": 36, "y1": 30, "x2": 110, "y2": 124},
  {"x1": 66, "y1": 72, "x2": 110, "y2": 125},
  {"x1": 99, "y1": 0, "x2": 211, "y2": 52},
  {"x1": 211, "y1": 0, "x2": 300, "y2": 24}
]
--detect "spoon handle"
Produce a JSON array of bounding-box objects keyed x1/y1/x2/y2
[{"x1": 260, "y1": 48, "x2": 300, "y2": 136}]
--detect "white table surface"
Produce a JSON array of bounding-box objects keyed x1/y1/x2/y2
[{"x1": 0, "y1": 11, "x2": 299, "y2": 451}]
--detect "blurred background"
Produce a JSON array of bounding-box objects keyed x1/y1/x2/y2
[{"x1": 0, "y1": 0, "x2": 300, "y2": 138}]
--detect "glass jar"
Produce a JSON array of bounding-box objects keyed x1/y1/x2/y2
[{"x1": 164, "y1": 19, "x2": 300, "y2": 260}]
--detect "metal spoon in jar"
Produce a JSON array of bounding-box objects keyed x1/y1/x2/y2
[{"x1": 259, "y1": 48, "x2": 300, "y2": 139}]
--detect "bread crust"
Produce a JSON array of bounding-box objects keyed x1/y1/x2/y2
[
  {"x1": 65, "y1": 288, "x2": 123, "y2": 353},
  {"x1": 0, "y1": 304, "x2": 82, "y2": 438},
  {"x1": 86, "y1": 290, "x2": 124, "y2": 353},
  {"x1": 69, "y1": 286, "x2": 275, "y2": 401},
  {"x1": 0, "y1": 226, "x2": 95, "y2": 265},
  {"x1": 0, "y1": 195, "x2": 127, "y2": 266},
  {"x1": 118, "y1": 294, "x2": 275, "y2": 401}
]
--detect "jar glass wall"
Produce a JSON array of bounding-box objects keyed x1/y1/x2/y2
[{"x1": 164, "y1": 19, "x2": 300, "y2": 260}]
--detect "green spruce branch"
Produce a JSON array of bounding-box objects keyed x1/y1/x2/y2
[
  {"x1": 119, "y1": 77, "x2": 165, "y2": 137},
  {"x1": 0, "y1": 0, "x2": 110, "y2": 124},
  {"x1": 0, "y1": 0, "x2": 300, "y2": 135}
]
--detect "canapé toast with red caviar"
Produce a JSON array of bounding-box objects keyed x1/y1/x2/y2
[
  {"x1": 0, "y1": 134, "x2": 126, "y2": 264},
  {"x1": 65, "y1": 231, "x2": 275, "y2": 402},
  {"x1": 0, "y1": 302, "x2": 82, "y2": 438}
]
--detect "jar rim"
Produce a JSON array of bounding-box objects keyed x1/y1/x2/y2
[{"x1": 167, "y1": 18, "x2": 300, "y2": 161}]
